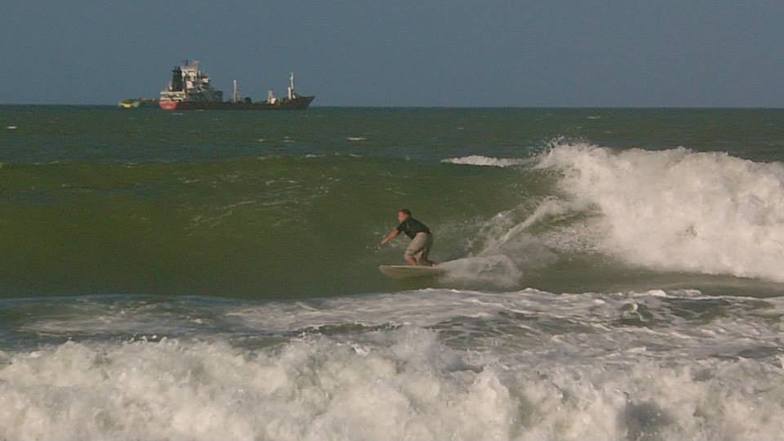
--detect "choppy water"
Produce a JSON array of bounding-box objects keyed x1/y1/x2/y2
[{"x1": 1, "y1": 106, "x2": 784, "y2": 440}]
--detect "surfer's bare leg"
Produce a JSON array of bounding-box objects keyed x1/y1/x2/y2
[{"x1": 404, "y1": 255, "x2": 418, "y2": 266}]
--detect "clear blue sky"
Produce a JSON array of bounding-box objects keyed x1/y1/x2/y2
[{"x1": 1, "y1": 0, "x2": 782, "y2": 106}]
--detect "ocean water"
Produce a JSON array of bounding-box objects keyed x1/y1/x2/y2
[{"x1": 1, "y1": 106, "x2": 784, "y2": 440}]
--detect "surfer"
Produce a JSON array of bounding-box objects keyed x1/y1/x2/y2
[{"x1": 379, "y1": 209, "x2": 435, "y2": 266}]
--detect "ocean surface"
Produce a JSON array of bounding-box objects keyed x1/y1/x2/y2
[{"x1": 1, "y1": 106, "x2": 783, "y2": 440}]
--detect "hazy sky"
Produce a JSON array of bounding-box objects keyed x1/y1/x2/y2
[{"x1": 1, "y1": 0, "x2": 782, "y2": 106}]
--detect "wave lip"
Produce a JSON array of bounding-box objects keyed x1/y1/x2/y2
[
  {"x1": 538, "y1": 142, "x2": 784, "y2": 283},
  {"x1": 442, "y1": 155, "x2": 527, "y2": 168}
]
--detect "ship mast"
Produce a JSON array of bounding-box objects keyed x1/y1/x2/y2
[{"x1": 287, "y1": 72, "x2": 295, "y2": 100}]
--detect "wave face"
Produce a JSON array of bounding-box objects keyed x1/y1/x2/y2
[
  {"x1": 3, "y1": 142, "x2": 784, "y2": 296},
  {"x1": 538, "y1": 143, "x2": 784, "y2": 281},
  {"x1": 2, "y1": 289, "x2": 784, "y2": 441},
  {"x1": 3, "y1": 107, "x2": 784, "y2": 297}
]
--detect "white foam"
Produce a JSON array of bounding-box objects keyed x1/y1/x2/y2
[
  {"x1": 223, "y1": 288, "x2": 784, "y2": 364},
  {"x1": 5, "y1": 289, "x2": 784, "y2": 440},
  {"x1": 442, "y1": 155, "x2": 528, "y2": 168},
  {"x1": 538, "y1": 143, "x2": 784, "y2": 282},
  {"x1": 2, "y1": 316, "x2": 784, "y2": 441},
  {"x1": 0, "y1": 329, "x2": 514, "y2": 441},
  {"x1": 439, "y1": 255, "x2": 523, "y2": 288}
]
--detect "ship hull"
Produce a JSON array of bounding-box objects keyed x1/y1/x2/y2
[{"x1": 159, "y1": 96, "x2": 314, "y2": 111}]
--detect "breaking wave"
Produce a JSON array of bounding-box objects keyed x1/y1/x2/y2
[
  {"x1": 440, "y1": 142, "x2": 784, "y2": 289},
  {"x1": 537, "y1": 143, "x2": 784, "y2": 282}
]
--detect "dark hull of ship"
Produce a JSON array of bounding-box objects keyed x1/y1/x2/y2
[{"x1": 159, "y1": 96, "x2": 314, "y2": 111}]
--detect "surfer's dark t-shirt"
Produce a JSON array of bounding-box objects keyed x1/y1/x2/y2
[{"x1": 396, "y1": 218, "x2": 430, "y2": 239}]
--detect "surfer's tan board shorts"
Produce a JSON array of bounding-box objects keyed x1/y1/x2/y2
[{"x1": 405, "y1": 232, "x2": 433, "y2": 261}]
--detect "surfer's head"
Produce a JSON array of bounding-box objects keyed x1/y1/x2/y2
[{"x1": 397, "y1": 208, "x2": 412, "y2": 222}]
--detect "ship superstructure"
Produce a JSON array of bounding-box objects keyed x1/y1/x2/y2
[{"x1": 158, "y1": 60, "x2": 314, "y2": 111}]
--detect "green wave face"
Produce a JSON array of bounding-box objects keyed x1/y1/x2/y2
[{"x1": 0, "y1": 156, "x2": 534, "y2": 297}]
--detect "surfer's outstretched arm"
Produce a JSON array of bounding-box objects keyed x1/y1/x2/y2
[{"x1": 379, "y1": 229, "x2": 400, "y2": 246}]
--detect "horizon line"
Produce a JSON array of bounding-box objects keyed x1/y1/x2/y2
[{"x1": 1, "y1": 103, "x2": 783, "y2": 110}]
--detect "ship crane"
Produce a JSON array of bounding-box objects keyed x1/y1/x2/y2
[
  {"x1": 232, "y1": 80, "x2": 240, "y2": 103},
  {"x1": 287, "y1": 72, "x2": 296, "y2": 100}
]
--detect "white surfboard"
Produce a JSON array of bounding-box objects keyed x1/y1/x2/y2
[{"x1": 378, "y1": 264, "x2": 445, "y2": 279}]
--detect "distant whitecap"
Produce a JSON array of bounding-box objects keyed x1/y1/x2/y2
[{"x1": 442, "y1": 155, "x2": 527, "y2": 168}]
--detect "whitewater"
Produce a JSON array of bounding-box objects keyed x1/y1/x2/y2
[
  {"x1": 2, "y1": 288, "x2": 784, "y2": 441},
  {"x1": 538, "y1": 144, "x2": 784, "y2": 282}
]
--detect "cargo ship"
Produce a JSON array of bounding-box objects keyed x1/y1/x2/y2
[{"x1": 158, "y1": 60, "x2": 314, "y2": 111}]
